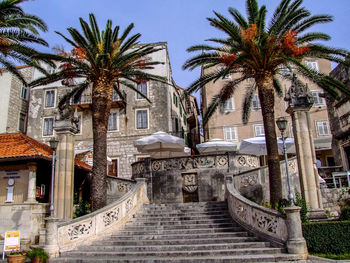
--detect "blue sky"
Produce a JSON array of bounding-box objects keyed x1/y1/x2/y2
[{"x1": 22, "y1": 0, "x2": 350, "y2": 90}]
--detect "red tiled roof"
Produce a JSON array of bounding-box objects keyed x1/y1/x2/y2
[
  {"x1": 0, "y1": 133, "x2": 92, "y2": 171},
  {"x1": 75, "y1": 158, "x2": 92, "y2": 171},
  {"x1": 0, "y1": 133, "x2": 52, "y2": 159}
]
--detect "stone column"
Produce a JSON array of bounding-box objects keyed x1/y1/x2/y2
[
  {"x1": 25, "y1": 162, "x2": 38, "y2": 203},
  {"x1": 44, "y1": 217, "x2": 60, "y2": 258},
  {"x1": 285, "y1": 206, "x2": 308, "y2": 257},
  {"x1": 53, "y1": 114, "x2": 78, "y2": 220},
  {"x1": 285, "y1": 75, "x2": 327, "y2": 219}
]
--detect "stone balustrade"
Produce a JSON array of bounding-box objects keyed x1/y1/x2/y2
[
  {"x1": 44, "y1": 178, "x2": 148, "y2": 257},
  {"x1": 107, "y1": 176, "x2": 136, "y2": 204},
  {"x1": 225, "y1": 177, "x2": 307, "y2": 257}
]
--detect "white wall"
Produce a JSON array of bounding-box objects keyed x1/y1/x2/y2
[{"x1": 0, "y1": 71, "x2": 12, "y2": 133}]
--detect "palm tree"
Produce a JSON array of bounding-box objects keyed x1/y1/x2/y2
[
  {"x1": 0, "y1": 0, "x2": 48, "y2": 83},
  {"x1": 30, "y1": 13, "x2": 165, "y2": 211},
  {"x1": 183, "y1": 0, "x2": 350, "y2": 205}
]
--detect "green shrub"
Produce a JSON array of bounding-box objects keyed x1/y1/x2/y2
[
  {"x1": 302, "y1": 221, "x2": 350, "y2": 254},
  {"x1": 27, "y1": 248, "x2": 49, "y2": 262},
  {"x1": 295, "y1": 191, "x2": 308, "y2": 223},
  {"x1": 339, "y1": 207, "x2": 350, "y2": 220},
  {"x1": 74, "y1": 200, "x2": 91, "y2": 218}
]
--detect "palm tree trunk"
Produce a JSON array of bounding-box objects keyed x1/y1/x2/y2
[
  {"x1": 257, "y1": 78, "x2": 282, "y2": 206},
  {"x1": 91, "y1": 77, "x2": 113, "y2": 211}
]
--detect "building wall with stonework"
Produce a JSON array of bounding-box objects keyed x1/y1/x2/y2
[
  {"x1": 0, "y1": 66, "x2": 33, "y2": 133},
  {"x1": 27, "y1": 42, "x2": 199, "y2": 178},
  {"x1": 329, "y1": 61, "x2": 350, "y2": 169},
  {"x1": 201, "y1": 58, "x2": 333, "y2": 166}
]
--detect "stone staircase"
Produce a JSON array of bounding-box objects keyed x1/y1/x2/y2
[{"x1": 52, "y1": 201, "x2": 303, "y2": 262}]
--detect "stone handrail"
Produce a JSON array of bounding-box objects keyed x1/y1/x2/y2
[
  {"x1": 44, "y1": 178, "x2": 148, "y2": 257},
  {"x1": 132, "y1": 153, "x2": 260, "y2": 177},
  {"x1": 225, "y1": 177, "x2": 307, "y2": 256}
]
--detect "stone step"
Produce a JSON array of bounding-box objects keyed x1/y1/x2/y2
[
  {"x1": 133, "y1": 211, "x2": 231, "y2": 218},
  {"x1": 126, "y1": 218, "x2": 235, "y2": 226},
  {"x1": 131, "y1": 214, "x2": 232, "y2": 222},
  {"x1": 61, "y1": 247, "x2": 284, "y2": 258},
  {"x1": 123, "y1": 222, "x2": 237, "y2": 231},
  {"x1": 117, "y1": 226, "x2": 242, "y2": 235},
  {"x1": 110, "y1": 231, "x2": 251, "y2": 240},
  {"x1": 141, "y1": 205, "x2": 228, "y2": 212},
  {"x1": 78, "y1": 241, "x2": 271, "y2": 252},
  {"x1": 144, "y1": 201, "x2": 227, "y2": 208},
  {"x1": 100, "y1": 236, "x2": 260, "y2": 246},
  {"x1": 51, "y1": 253, "x2": 302, "y2": 263}
]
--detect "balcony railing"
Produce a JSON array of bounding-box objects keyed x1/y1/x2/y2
[{"x1": 70, "y1": 91, "x2": 126, "y2": 109}]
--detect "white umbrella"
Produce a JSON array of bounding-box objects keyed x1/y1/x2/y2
[
  {"x1": 196, "y1": 138, "x2": 237, "y2": 154},
  {"x1": 134, "y1": 131, "x2": 186, "y2": 158},
  {"x1": 238, "y1": 137, "x2": 295, "y2": 156}
]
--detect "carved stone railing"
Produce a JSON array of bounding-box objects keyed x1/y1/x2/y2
[
  {"x1": 107, "y1": 176, "x2": 136, "y2": 204},
  {"x1": 132, "y1": 153, "x2": 259, "y2": 177},
  {"x1": 225, "y1": 177, "x2": 307, "y2": 256},
  {"x1": 232, "y1": 157, "x2": 300, "y2": 203},
  {"x1": 44, "y1": 178, "x2": 148, "y2": 257}
]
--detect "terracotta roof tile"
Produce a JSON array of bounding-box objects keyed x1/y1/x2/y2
[
  {"x1": 0, "y1": 133, "x2": 52, "y2": 159},
  {"x1": 0, "y1": 133, "x2": 92, "y2": 171}
]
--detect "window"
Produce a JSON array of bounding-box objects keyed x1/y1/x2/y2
[
  {"x1": 136, "y1": 109, "x2": 148, "y2": 129},
  {"x1": 43, "y1": 117, "x2": 54, "y2": 136},
  {"x1": 19, "y1": 113, "x2": 26, "y2": 133},
  {"x1": 173, "y1": 93, "x2": 178, "y2": 107},
  {"x1": 136, "y1": 82, "x2": 148, "y2": 100},
  {"x1": 76, "y1": 114, "x2": 82, "y2": 134},
  {"x1": 173, "y1": 117, "x2": 179, "y2": 133},
  {"x1": 305, "y1": 60, "x2": 319, "y2": 72},
  {"x1": 112, "y1": 89, "x2": 119, "y2": 101},
  {"x1": 180, "y1": 105, "x2": 182, "y2": 116},
  {"x1": 108, "y1": 111, "x2": 118, "y2": 131},
  {"x1": 316, "y1": 121, "x2": 330, "y2": 136},
  {"x1": 217, "y1": 66, "x2": 231, "y2": 80},
  {"x1": 251, "y1": 94, "x2": 261, "y2": 110},
  {"x1": 311, "y1": 91, "x2": 325, "y2": 106},
  {"x1": 108, "y1": 159, "x2": 118, "y2": 177},
  {"x1": 183, "y1": 114, "x2": 187, "y2": 125},
  {"x1": 223, "y1": 126, "x2": 237, "y2": 141},
  {"x1": 223, "y1": 97, "x2": 235, "y2": 112},
  {"x1": 45, "y1": 90, "x2": 55, "y2": 108},
  {"x1": 254, "y1": 125, "x2": 265, "y2": 137},
  {"x1": 280, "y1": 64, "x2": 292, "y2": 76},
  {"x1": 21, "y1": 86, "x2": 28, "y2": 100}
]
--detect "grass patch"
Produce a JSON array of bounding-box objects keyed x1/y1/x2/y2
[{"x1": 311, "y1": 253, "x2": 350, "y2": 260}]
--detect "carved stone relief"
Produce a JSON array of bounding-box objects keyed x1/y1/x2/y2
[
  {"x1": 103, "y1": 207, "x2": 120, "y2": 227},
  {"x1": 67, "y1": 220, "x2": 93, "y2": 240},
  {"x1": 182, "y1": 173, "x2": 198, "y2": 193}
]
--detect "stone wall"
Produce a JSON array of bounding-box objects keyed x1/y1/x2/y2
[
  {"x1": 0, "y1": 203, "x2": 49, "y2": 245},
  {"x1": 132, "y1": 153, "x2": 260, "y2": 203},
  {"x1": 321, "y1": 187, "x2": 350, "y2": 217}
]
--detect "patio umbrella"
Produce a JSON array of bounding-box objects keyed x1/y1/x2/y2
[
  {"x1": 196, "y1": 138, "x2": 237, "y2": 154},
  {"x1": 238, "y1": 137, "x2": 295, "y2": 156},
  {"x1": 134, "y1": 131, "x2": 186, "y2": 158}
]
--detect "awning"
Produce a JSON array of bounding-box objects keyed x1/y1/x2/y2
[{"x1": 314, "y1": 137, "x2": 332, "y2": 151}]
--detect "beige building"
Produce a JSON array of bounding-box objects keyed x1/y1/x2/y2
[
  {"x1": 26, "y1": 42, "x2": 200, "y2": 178},
  {"x1": 0, "y1": 66, "x2": 33, "y2": 134},
  {"x1": 201, "y1": 58, "x2": 333, "y2": 166}
]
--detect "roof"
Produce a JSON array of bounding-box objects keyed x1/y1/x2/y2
[
  {"x1": 0, "y1": 133, "x2": 52, "y2": 160},
  {"x1": 0, "y1": 133, "x2": 92, "y2": 171}
]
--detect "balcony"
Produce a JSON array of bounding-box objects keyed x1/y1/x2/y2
[{"x1": 70, "y1": 91, "x2": 127, "y2": 110}]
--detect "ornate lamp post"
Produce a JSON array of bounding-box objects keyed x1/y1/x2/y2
[
  {"x1": 49, "y1": 137, "x2": 59, "y2": 217},
  {"x1": 276, "y1": 117, "x2": 293, "y2": 204}
]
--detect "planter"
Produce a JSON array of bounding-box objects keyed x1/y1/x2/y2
[
  {"x1": 31, "y1": 258, "x2": 43, "y2": 263},
  {"x1": 6, "y1": 254, "x2": 26, "y2": 263}
]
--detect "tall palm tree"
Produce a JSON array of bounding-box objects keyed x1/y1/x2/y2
[
  {"x1": 0, "y1": 0, "x2": 48, "y2": 83},
  {"x1": 30, "y1": 13, "x2": 165, "y2": 211},
  {"x1": 183, "y1": 0, "x2": 350, "y2": 205}
]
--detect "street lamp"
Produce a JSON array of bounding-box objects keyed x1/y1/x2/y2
[
  {"x1": 276, "y1": 117, "x2": 294, "y2": 204},
  {"x1": 49, "y1": 137, "x2": 59, "y2": 217}
]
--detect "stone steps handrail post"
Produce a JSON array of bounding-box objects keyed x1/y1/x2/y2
[
  {"x1": 225, "y1": 177, "x2": 307, "y2": 258},
  {"x1": 44, "y1": 178, "x2": 148, "y2": 258}
]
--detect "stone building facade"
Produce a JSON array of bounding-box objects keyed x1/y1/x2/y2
[
  {"x1": 26, "y1": 42, "x2": 200, "y2": 178},
  {"x1": 0, "y1": 66, "x2": 33, "y2": 134},
  {"x1": 201, "y1": 58, "x2": 334, "y2": 167},
  {"x1": 328, "y1": 61, "x2": 350, "y2": 169}
]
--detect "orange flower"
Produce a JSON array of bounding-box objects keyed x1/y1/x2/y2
[
  {"x1": 72, "y1": 47, "x2": 86, "y2": 61},
  {"x1": 219, "y1": 54, "x2": 237, "y2": 67},
  {"x1": 281, "y1": 30, "x2": 309, "y2": 56},
  {"x1": 242, "y1": 24, "x2": 258, "y2": 42}
]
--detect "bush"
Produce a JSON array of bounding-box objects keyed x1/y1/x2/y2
[
  {"x1": 74, "y1": 200, "x2": 91, "y2": 218},
  {"x1": 302, "y1": 221, "x2": 350, "y2": 254},
  {"x1": 295, "y1": 191, "x2": 308, "y2": 223},
  {"x1": 27, "y1": 248, "x2": 49, "y2": 262}
]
